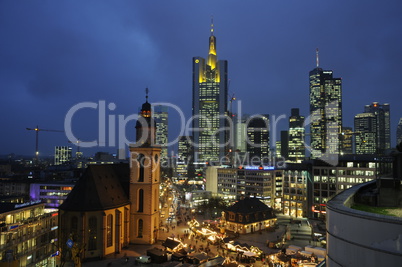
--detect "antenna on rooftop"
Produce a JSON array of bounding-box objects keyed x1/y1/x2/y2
[{"x1": 210, "y1": 15, "x2": 214, "y2": 35}]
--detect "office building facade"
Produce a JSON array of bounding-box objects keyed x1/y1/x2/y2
[
  {"x1": 216, "y1": 166, "x2": 283, "y2": 209},
  {"x1": 280, "y1": 130, "x2": 289, "y2": 160},
  {"x1": 308, "y1": 156, "x2": 388, "y2": 218},
  {"x1": 192, "y1": 23, "x2": 228, "y2": 163},
  {"x1": 176, "y1": 136, "x2": 193, "y2": 179},
  {"x1": 354, "y1": 113, "x2": 377, "y2": 154},
  {"x1": 288, "y1": 108, "x2": 305, "y2": 163},
  {"x1": 54, "y1": 146, "x2": 72, "y2": 165},
  {"x1": 397, "y1": 118, "x2": 402, "y2": 147},
  {"x1": 246, "y1": 115, "x2": 270, "y2": 164},
  {"x1": 309, "y1": 62, "x2": 342, "y2": 159},
  {"x1": 364, "y1": 102, "x2": 391, "y2": 154},
  {"x1": 0, "y1": 202, "x2": 59, "y2": 266},
  {"x1": 235, "y1": 115, "x2": 248, "y2": 153},
  {"x1": 282, "y1": 166, "x2": 309, "y2": 218},
  {"x1": 154, "y1": 105, "x2": 169, "y2": 161}
]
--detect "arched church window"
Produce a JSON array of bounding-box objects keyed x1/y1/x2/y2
[
  {"x1": 138, "y1": 219, "x2": 143, "y2": 238},
  {"x1": 138, "y1": 189, "x2": 144, "y2": 212},
  {"x1": 88, "y1": 216, "x2": 97, "y2": 251},
  {"x1": 107, "y1": 214, "x2": 113, "y2": 247},
  {"x1": 138, "y1": 154, "x2": 145, "y2": 182}
]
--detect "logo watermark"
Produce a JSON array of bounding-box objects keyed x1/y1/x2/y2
[{"x1": 64, "y1": 99, "x2": 341, "y2": 168}]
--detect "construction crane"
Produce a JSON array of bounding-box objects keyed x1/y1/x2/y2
[
  {"x1": 26, "y1": 125, "x2": 64, "y2": 162},
  {"x1": 229, "y1": 93, "x2": 236, "y2": 118}
]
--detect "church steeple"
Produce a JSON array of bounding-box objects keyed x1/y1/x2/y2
[
  {"x1": 207, "y1": 16, "x2": 217, "y2": 70},
  {"x1": 136, "y1": 88, "x2": 156, "y2": 146},
  {"x1": 129, "y1": 87, "x2": 161, "y2": 245}
]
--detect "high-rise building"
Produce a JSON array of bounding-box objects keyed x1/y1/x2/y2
[
  {"x1": 246, "y1": 114, "x2": 270, "y2": 164},
  {"x1": 275, "y1": 140, "x2": 282, "y2": 158},
  {"x1": 176, "y1": 136, "x2": 193, "y2": 179},
  {"x1": 309, "y1": 50, "x2": 342, "y2": 159},
  {"x1": 340, "y1": 126, "x2": 353, "y2": 155},
  {"x1": 54, "y1": 146, "x2": 72, "y2": 165},
  {"x1": 288, "y1": 108, "x2": 305, "y2": 163},
  {"x1": 154, "y1": 105, "x2": 168, "y2": 161},
  {"x1": 280, "y1": 130, "x2": 289, "y2": 160},
  {"x1": 192, "y1": 21, "x2": 228, "y2": 163},
  {"x1": 364, "y1": 102, "x2": 391, "y2": 154},
  {"x1": 235, "y1": 115, "x2": 248, "y2": 153},
  {"x1": 178, "y1": 136, "x2": 193, "y2": 162},
  {"x1": 397, "y1": 118, "x2": 402, "y2": 147},
  {"x1": 354, "y1": 113, "x2": 377, "y2": 154}
]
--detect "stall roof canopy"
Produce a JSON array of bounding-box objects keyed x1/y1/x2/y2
[
  {"x1": 187, "y1": 252, "x2": 209, "y2": 261},
  {"x1": 162, "y1": 238, "x2": 181, "y2": 249},
  {"x1": 198, "y1": 256, "x2": 225, "y2": 267}
]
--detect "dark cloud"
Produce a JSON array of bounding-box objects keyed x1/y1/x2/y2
[{"x1": 1, "y1": 0, "x2": 402, "y2": 156}]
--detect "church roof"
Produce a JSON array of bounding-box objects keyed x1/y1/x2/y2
[
  {"x1": 59, "y1": 164, "x2": 130, "y2": 211},
  {"x1": 226, "y1": 197, "x2": 271, "y2": 214},
  {"x1": 225, "y1": 197, "x2": 276, "y2": 224}
]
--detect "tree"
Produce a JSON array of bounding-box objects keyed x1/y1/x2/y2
[{"x1": 198, "y1": 196, "x2": 228, "y2": 219}]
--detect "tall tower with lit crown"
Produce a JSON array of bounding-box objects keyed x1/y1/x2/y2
[
  {"x1": 192, "y1": 19, "x2": 229, "y2": 163},
  {"x1": 129, "y1": 89, "x2": 161, "y2": 244},
  {"x1": 309, "y1": 49, "x2": 342, "y2": 159}
]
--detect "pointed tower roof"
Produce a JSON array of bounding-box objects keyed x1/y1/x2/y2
[
  {"x1": 140, "y1": 87, "x2": 151, "y2": 116},
  {"x1": 207, "y1": 16, "x2": 217, "y2": 69}
]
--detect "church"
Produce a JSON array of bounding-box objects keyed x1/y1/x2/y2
[{"x1": 58, "y1": 92, "x2": 161, "y2": 261}]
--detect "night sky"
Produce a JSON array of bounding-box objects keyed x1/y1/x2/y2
[{"x1": 1, "y1": 1, "x2": 402, "y2": 158}]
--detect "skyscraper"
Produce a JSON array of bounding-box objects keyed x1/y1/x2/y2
[
  {"x1": 235, "y1": 115, "x2": 248, "y2": 153},
  {"x1": 54, "y1": 146, "x2": 72, "y2": 165},
  {"x1": 354, "y1": 113, "x2": 377, "y2": 154},
  {"x1": 246, "y1": 114, "x2": 270, "y2": 163},
  {"x1": 397, "y1": 118, "x2": 402, "y2": 147},
  {"x1": 309, "y1": 50, "x2": 342, "y2": 159},
  {"x1": 177, "y1": 136, "x2": 193, "y2": 178},
  {"x1": 280, "y1": 130, "x2": 289, "y2": 159},
  {"x1": 154, "y1": 105, "x2": 168, "y2": 161},
  {"x1": 288, "y1": 108, "x2": 305, "y2": 163},
  {"x1": 192, "y1": 21, "x2": 228, "y2": 163},
  {"x1": 364, "y1": 102, "x2": 391, "y2": 154}
]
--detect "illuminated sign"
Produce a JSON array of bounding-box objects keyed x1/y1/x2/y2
[
  {"x1": 9, "y1": 224, "x2": 20, "y2": 230},
  {"x1": 243, "y1": 166, "x2": 275, "y2": 170},
  {"x1": 14, "y1": 200, "x2": 41, "y2": 209}
]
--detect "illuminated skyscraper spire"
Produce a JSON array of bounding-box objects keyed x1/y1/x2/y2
[
  {"x1": 207, "y1": 16, "x2": 217, "y2": 70},
  {"x1": 192, "y1": 19, "x2": 228, "y2": 163},
  {"x1": 210, "y1": 15, "x2": 214, "y2": 35},
  {"x1": 316, "y1": 48, "x2": 320, "y2": 68}
]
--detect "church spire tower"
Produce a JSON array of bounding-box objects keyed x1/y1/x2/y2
[{"x1": 129, "y1": 88, "x2": 161, "y2": 244}]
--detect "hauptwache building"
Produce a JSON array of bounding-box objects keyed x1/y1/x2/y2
[{"x1": 59, "y1": 94, "x2": 161, "y2": 263}]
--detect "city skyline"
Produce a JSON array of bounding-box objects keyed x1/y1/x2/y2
[{"x1": 1, "y1": 1, "x2": 402, "y2": 157}]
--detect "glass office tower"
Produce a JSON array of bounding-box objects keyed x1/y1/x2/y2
[{"x1": 192, "y1": 22, "x2": 228, "y2": 163}]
